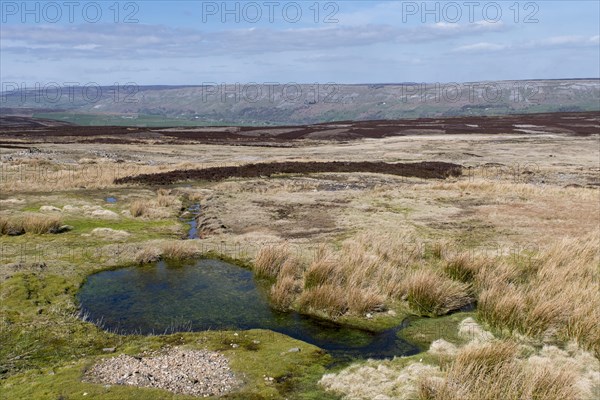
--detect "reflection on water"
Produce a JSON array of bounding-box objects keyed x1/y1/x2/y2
[{"x1": 78, "y1": 259, "x2": 419, "y2": 361}]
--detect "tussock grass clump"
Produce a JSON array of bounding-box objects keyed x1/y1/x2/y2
[
  {"x1": 443, "y1": 252, "x2": 485, "y2": 283},
  {"x1": 418, "y1": 341, "x2": 579, "y2": 400},
  {"x1": 0, "y1": 214, "x2": 62, "y2": 235},
  {"x1": 134, "y1": 246, "x2": 162, "y2": 264},
  {"x1": 256, "y1": 233, "x2": 467, "y2": 317},
  {"x1": 304, "y1": 257, "x2": 341, "y2": 288},
  {"x1": 298, "y1": 285, "x2": 385, "y2": 316},
  {"x1": 160, "y1": 241, "x2": 199, "y2": 261},
  {"x1": 279, "y1": 257, "x2": 304, "y2": 280},
  {"x1": 130, "y1": 200, "x2": 148, "y2": 218},
  {"x1": 270, "y1": 275, "x2": 301, "y2": 310},
  {"x1": 254, "y1": 243, "x2": 291, "y2": 279},
  {"x1": 403, "y1": 270, "x2": 472, "y2": 317},
  {"x1": 156, "y1": 189, "x2": 177, "y2": 207},
  {"x1": 477, "y1": 231, "x2": 600, "y2": 356},
  {"x1": 298, "y1": 284, "x2": 350, "y2": 317},
  {"x1": 347, "y1": 288, "x2": 386, "y2": 315},
  {"x1": 129, "y1": 191, "x2": 181, "y2": 219},
  {"x1": 0, "y1": 215, "x2": 16, "y2": 235}
]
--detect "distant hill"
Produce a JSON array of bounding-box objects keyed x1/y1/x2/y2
[{"x1": 1, "y1": 79, "x2": 598, "y2": 126}]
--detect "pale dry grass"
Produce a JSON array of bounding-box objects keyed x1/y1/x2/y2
[
  {"x1": 0, "y1": 213, "x2": 62, "y2": 235},
  {"x1": 298, "y1": 284, "x2": 351, "y2": 316},
  {"x1": 255, "y1": 233, "x2": 473, "y2": 317},
  {"x1": 22, "y1": 213, "x2": 62, "y2": 234},
  {"x1": 134, "y1": 246, "x2": 162, "y2": 264},
  {"x1": 321, "y1": 320, "x2": 598, "y2": 400},
  {"x1": 443, "y1": 252, "x2": 487, "y2": 283},
  {"x1": 477, "y1": 231, "x2": 600, "y2": 356},
  {"x1": 402, "y1": 270, "x2": 472, "y2": 317},
  {"x1": 156, "y1": 189, "x2": 177, "y2": 207},
  {"x1": 129, "y1": 190, "x2": 182, "y2": 219},
  {"x1": 0, "y1": 215, "x2": 16, "y2": 235},
  {"x1": 0, "y1": 160, "x2": 220, "y2": 193},
  {"x1": 320, "y1": 359, "x2": 442, "y2": 400},
  {"x1": 431, "y1": 178, "x2": 599, "y2": 201},
  {"x1": 418, "y1": 341, "x2": 580, "y2": 400},
  {"x1": 130, "y1": 200, "x2": 148, "y2": 218},
  {"x1": 270, "y1": 275, "x2": 302, "y2": 311},
  {"x1": 160, "y1": 241, "x2": 200, "y2": 261},
  {"x1": 254, "y1": 243, "x2": 291, "y2": 279}
]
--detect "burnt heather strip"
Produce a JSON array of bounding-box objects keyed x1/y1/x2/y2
[{"x1": 114, "y1": 161, "x2": 463, "y2": 185}]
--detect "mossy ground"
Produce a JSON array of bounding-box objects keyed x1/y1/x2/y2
[
  {"x1": 0, "y1": 266, "x2": 338, "y2": 399},
  {"x1": 1, "y1": 329, "x2": 338, "y2": 400},
  {"x1": 398, "y1": 312, "x2": 477, "y2": 350},
  {"x1": 0, "y1": 187, "x2": 338, "y2": 398}
]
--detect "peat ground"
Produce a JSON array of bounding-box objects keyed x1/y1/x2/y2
[{"x1": 114, "y1": 161, "x2": 463, "y2": 185}]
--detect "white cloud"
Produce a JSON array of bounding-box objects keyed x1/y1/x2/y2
[
  {"x1": 0, "y1": 21, "x2": 507, "y2": 60},
  {"x1": 452, "y1": 35, "x2": 600, "y2": 53},
  {"x1": 453, "y1": 42, "x2": 508, "y2": 52}
]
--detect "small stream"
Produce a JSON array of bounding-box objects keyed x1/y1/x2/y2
[
  {"x1": 180, "y1": 203, "x2": 200, "y2": 239},
  {"x1": 78, "y1": 259, "x2": 420, "y2": 362}
]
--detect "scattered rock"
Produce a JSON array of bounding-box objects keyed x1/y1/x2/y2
[
  {"x1": 40, "y1": 205, "x2": 61, "y2": 212},
  {"x1": 102, "y1": 348, "x2": 116, "y2": 353},
  {"x1": 49, "y1": 225, "x2": 73, "y2": 234},
  {"x1": 0, "y1": 198, "x2": 25, "y2": 204},
  {"x1": 458, "y1": 317, "x2": 494, "y2": 343},
  {"x1": 89, "y1": 209, "x2": 119, "y2": 219},
  {"x1": 288, "y1": 347, "x2": 301, "y2": 353},
  {"x1": 428, "y1": 339, "x2": 458, "y2": 357},
  {"x1": 6, "y1": 227, "x2": 25, "y2": 236},
  {"x1": 84, "y1": 348, "x2": 238, "y2": 397},
  {"x1": 91, "y1": 228, "x2": 130, "y2": 240}
]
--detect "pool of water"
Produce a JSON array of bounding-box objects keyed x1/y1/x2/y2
[
  {"x1": 105, "y1": 197, "x2": 118, "y2": 203},
  {"x1": 78, "y1": 259, "x2": 420, "y2": 361}
]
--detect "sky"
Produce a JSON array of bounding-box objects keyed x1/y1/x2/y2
[{"x1": 1, "y1": 1, "x2": 599, "y2": 86}]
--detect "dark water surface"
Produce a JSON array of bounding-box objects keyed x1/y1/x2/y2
[{"x1": 78, "y1": 259, "x2": 419, "y2": 360}]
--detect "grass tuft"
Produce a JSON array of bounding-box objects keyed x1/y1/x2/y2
[
  {"x1": 418, "y1": 341, "x2": 579, "y2": 400},
  {"x1": 477, "y1": 231, "x2": 600, "y2": 356},
  {"x1": 129, "y1": 200, "x2": 148, "y2": 217},
  {"x1": 298, "y1": 284, "x2": 350, "y2": 317},
  {"x1": 403, "y1": 270, "x2": 472, "y2": 317},
  {"x1": 0, "y1": 213, "x2": 62, "y2": 235},
  {"x1": 270, "y1": 275, "x2": 301, "y2": 311},
  {"x1": 160, "y1": 241, "x2": 199, "y2": 261},
  {"x1": 254, "y1": 243, "x2": 291, "y2": 279}
]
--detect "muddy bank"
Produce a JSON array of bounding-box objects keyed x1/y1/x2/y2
[{"x1": 114, "y1": 161, "x2": 462, "y2": 185}]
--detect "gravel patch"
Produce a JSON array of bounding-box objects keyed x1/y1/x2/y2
[{"x1": 85, "y1": 348, "x2": 239, "y2": 397}]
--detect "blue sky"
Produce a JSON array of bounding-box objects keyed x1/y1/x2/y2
[{"x1": 1, "y1": 1, "x2": 599, "y2": 85}]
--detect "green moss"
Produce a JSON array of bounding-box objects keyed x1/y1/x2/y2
[
  {"x1": 63, "y1": 217, "x2": 179, "y2": 237},
  {"x1": 1, "y1": 326, "x2": 336, "y2": 399},
  {"x1": 335, "y1": 303, "x2": 412, "y2": 332},
  {"x1": 398, "y1": 311, "x2": 477, "y2": 351},
  {"x1": 0, "y1": 260, "x2": 340, "y2": 400}
]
